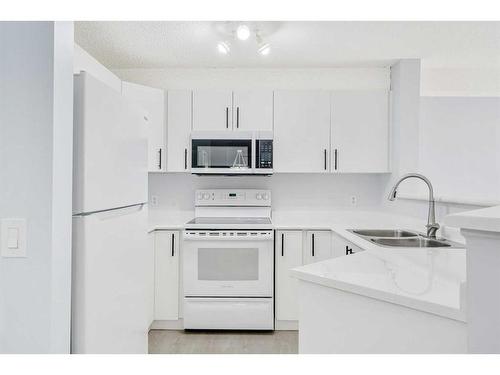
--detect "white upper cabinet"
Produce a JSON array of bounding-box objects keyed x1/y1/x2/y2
[
  {"x1": 192, "y1": 90, "x2": 233, "y2": 131},
  {"x1": 331, "y1": 91, "x2": 390, "y2": 173},
  {"x1": 274, "y1": 90, "x2": 331, "y2": 173},
  {"x1": 167, "y1": 90, "x2": 192, "y2": 172},
  {"x1": 232, "y1": 90, "x2": 273, "y2": 131},
  {"x1": 122, "y1": 81, "x2": 166, "y2": 172}
]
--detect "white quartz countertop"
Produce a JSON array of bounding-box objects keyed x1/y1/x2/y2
[
  {"x1": 445, "y1": 205, "x2": 500, "y2": 233},
  {"x1": 149, "y1": 208, "x2": 466, "y2": 321}
]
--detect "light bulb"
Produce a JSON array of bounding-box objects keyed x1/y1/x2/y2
[
  {"x1": 217, "y1": 41, "x2": 230, "y2": 54},
  {"x1": 236, "y1": 25, "x2": 250, "y2": 41},
  {"x1": 258, "y1": 42, "x2": 271, "y2": 56}
]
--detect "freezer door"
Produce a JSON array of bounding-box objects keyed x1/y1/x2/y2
[
  {"x1": 72, "y1": 204, "x2": 150, "y2": 354},
  {"x1": 73, "y1": 72, "x2": 148, "y2": 214}
]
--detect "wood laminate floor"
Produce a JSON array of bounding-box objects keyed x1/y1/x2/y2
[{"x1": 148, "y1": 330, "x2": 298, "y2": 354}]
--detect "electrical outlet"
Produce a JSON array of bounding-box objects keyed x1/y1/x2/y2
[
  {"x1": 151, "y1": 195, "x2": 159, "y2": 207},
  {"x1": 350, "y1": 196, "x2": 357, "y2": 206}
]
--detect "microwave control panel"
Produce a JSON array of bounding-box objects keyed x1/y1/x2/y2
[{"x1": 256, "y1": 140, "x2": 273, "y2": 169}]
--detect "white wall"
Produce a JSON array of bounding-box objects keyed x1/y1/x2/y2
[
  {"x1": 0, "y1": 22, "x2": 74, "y2": 353},
  {"x1": 114, "y1": 67, "x2": 390, "y2": 90},
  {"x1": 149, "y1": 173, "x2": 386, "y2": 215},
  {"x1": 418, "y1": 96, "x2": 500, "y2": 205},
  {"x1": 382, "y1": 60, "x2": 499, "y2": 240},
  {"x1": 74, "y1": 43, "x2": 122, "y2": 92},
  {"x1": 421, "y1": 67, "x2": 500, "y2": 97}
]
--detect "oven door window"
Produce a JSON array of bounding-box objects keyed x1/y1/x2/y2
[
  {"x1": 198, "y1": 247, "x2": 259, "y2": 281},
  {"x1": 192, "y1": 139, "x2": 252, "y2": 169}
]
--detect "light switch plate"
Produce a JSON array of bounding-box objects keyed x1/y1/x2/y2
[{"x1": 1, "y1": 218, "x2": 27, "y2": 257}]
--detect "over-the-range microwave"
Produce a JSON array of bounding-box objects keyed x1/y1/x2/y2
[{"x1": 191, "y1": 131, "x2": 273, "y2": 175}]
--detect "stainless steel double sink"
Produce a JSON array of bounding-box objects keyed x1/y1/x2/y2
[{"x1": 348, "y1": 229, "x2": 462, "y2": 248}]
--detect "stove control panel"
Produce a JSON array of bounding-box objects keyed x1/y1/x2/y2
[{"x1": 195, "y1": 189, "x2": 271, "y2": 206}]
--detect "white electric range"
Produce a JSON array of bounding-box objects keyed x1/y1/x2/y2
[{"x1": 183, "y1": 189, "x2": 274, "y2": 330}]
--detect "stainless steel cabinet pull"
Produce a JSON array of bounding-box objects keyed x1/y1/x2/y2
[
  {"x1": 334, "y1": 149, "x2": 338, "y2": 171},
  {"x1": 171, "y1": 233, "x2": 175, "y2": 256},
  {"x1": 236, "y1": 107, "x2": 240, "y2": 128},
  {"x1": 324, "y1": 149, "x2": 327, "y2": 170},
  {"x1": 184, "y1": 148, "x2": 187, "y2": 169},
  {"x1": 281, "y1": 233, "x2": 284, "y2": 257},
  {"x1": 226, "y1": 107, "x2": 229, "y2": 129},
  {"x1": 312, "y1": 234, "x2": 315, "y2": 256},
  {"x1": 158, "y1": 148, "x2": 162, "y2": 170}
]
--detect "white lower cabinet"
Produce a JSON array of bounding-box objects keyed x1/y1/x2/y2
[
  {"x1": 275, "y1": 231, "x2": 303, "y2": 321},
  {"x1": 332, "y1": 232, "x2": 364, "y2": 258},
  {"x1": 303, "y1": 230, "x2": 332, "y2": 265},
  {"x1": 154, "y1": 230, "x2": 180, "y2": 320},
  {"x1": 275, "y1": 230, "x2": 333, "y2": 323}
]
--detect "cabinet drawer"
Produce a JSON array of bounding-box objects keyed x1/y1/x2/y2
[{"x1": 183, "y1": 297, "x2": 273, "y2": 330}]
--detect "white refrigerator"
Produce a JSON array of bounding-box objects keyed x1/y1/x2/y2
[{"x1": 72, "y1": 72, "x2": 151, "y2": 353}]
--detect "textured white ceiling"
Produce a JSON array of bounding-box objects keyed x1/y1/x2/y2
[{"x1": 74, "y1": 21, "x2": 500, "y2": 69}]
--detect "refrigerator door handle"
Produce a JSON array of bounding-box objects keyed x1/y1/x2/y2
[{"x1": 74, "y1": 202, "x2": 146, "y2": 219}]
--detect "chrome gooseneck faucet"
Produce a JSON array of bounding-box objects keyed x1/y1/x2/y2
[{"x1": 388, "y1": 173, "x2": 440, "y2": 239}]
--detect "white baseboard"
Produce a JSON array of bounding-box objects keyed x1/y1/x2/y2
[
  {"x1": 150, "y1": 319, "x2": 298, "y2": 331},
  {"x1": 150, "y1": 319, "x2": 184, "y2": 330},
  {"x1": 275, "y1": 320, "x2": 298, "y2": 331}
]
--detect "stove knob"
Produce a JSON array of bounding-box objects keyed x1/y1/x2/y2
[
  {"x1": 256, "y1": 193, "x2": 262, "y2": 200},
  {"x1": 262, "y1": 193, "x2": 269, "y2": 200},
  {"x1": 197, "y1": 193, "x2": 203, "y2": 200},
  {"x1": 203, "y1": 193, "x2": 210, "y2": 200}
]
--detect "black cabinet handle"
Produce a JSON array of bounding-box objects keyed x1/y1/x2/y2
[
  {"x1": 171, "y1": 233, "x2": 175, "y2": 257},
  {"x1": 312, "y1": 233, "x2": 315, "y2": 257},
  {"x1": 226, "y1": 107, "x2": 229, "y2": 129},
  {"x1": 334, "y1": 149, "x2": 338, "y2": 171},
  {"x1": 281, "y1": 233, "x2": 284, "y2": 257},
  {"x1": 158, "y1": 148, "x2": 162, "y2": 170},
  {"x1": 184, "y1": 148, "x2": 187, "y2": 169},
  {"x1": 324, "y1": 149, "x2": 327, "y2": 170},
  {"x1": 236, "y1": 107, "x2": 240, "y2": 128},
  {"x1": 346, "y1": 245, "x2": 353, "y2": 255}
]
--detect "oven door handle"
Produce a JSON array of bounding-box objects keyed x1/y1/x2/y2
[{"x1": 183, "y1": 233, "x2": 274, "y2": 241}]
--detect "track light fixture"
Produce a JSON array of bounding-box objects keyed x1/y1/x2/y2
[
  {"x1": 217, "y1": 41, "x2": 230, "y2": 55},
  {"x1": 216, "y1": 24, "x2": 271, "y2": 56}
]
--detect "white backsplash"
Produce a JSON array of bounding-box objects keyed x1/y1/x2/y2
[{"x1": 149, "y1": 173, "x2": 387, "y2": 213}]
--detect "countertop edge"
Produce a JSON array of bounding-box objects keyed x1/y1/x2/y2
[{"x1": 290, "y1": 268, "x2": 466, "y2": 322}]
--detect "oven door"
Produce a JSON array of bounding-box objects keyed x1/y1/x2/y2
[
  {"x1": 183, "y1": 230, "x2": 274, "y2": 297},
  {"x1": 191, "y1": 138, "x2": 253, "y2": 174}
]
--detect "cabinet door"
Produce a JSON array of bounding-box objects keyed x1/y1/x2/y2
[
  {"x1": 274, "y1": 90, "x2": 331, "y2": 173},
  {"x1": 233, "y1": 90, "x2": 273, "y2": 131},
  {"x1": 275, "y1": 230, "x2": 303, "y2": 321},
  {"x1": 192, "y1": 90, "x2": 233, "y2": 131},
  {"x1": 332, "y1": 232, "x2": 364, "y2": 258},
  {"x1": 122, "y1": 81, "x2": 166, "y2": 172},
  {"x1": 303, "y1": 231, "x2": 332, "y2": 265},
  {"x1": 167, "y1": 90, "x2": 192, "y2": 172},
  {"x1": 331, "y1": 91, "x2": 390, "y2": 173},
  {"x1": 147, "y1": 232, "x2": 155, "y2": 325},
  {"x1": 154, "y1": 231, "x2": 180, "y2": 320}
]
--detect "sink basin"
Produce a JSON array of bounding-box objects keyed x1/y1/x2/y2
[
  {"x1": 370, "y1": 237, "x2": 452, "y2": 248},
  {"x1": 351, "y1": 229, "x2": 419, "y2": 238}
]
